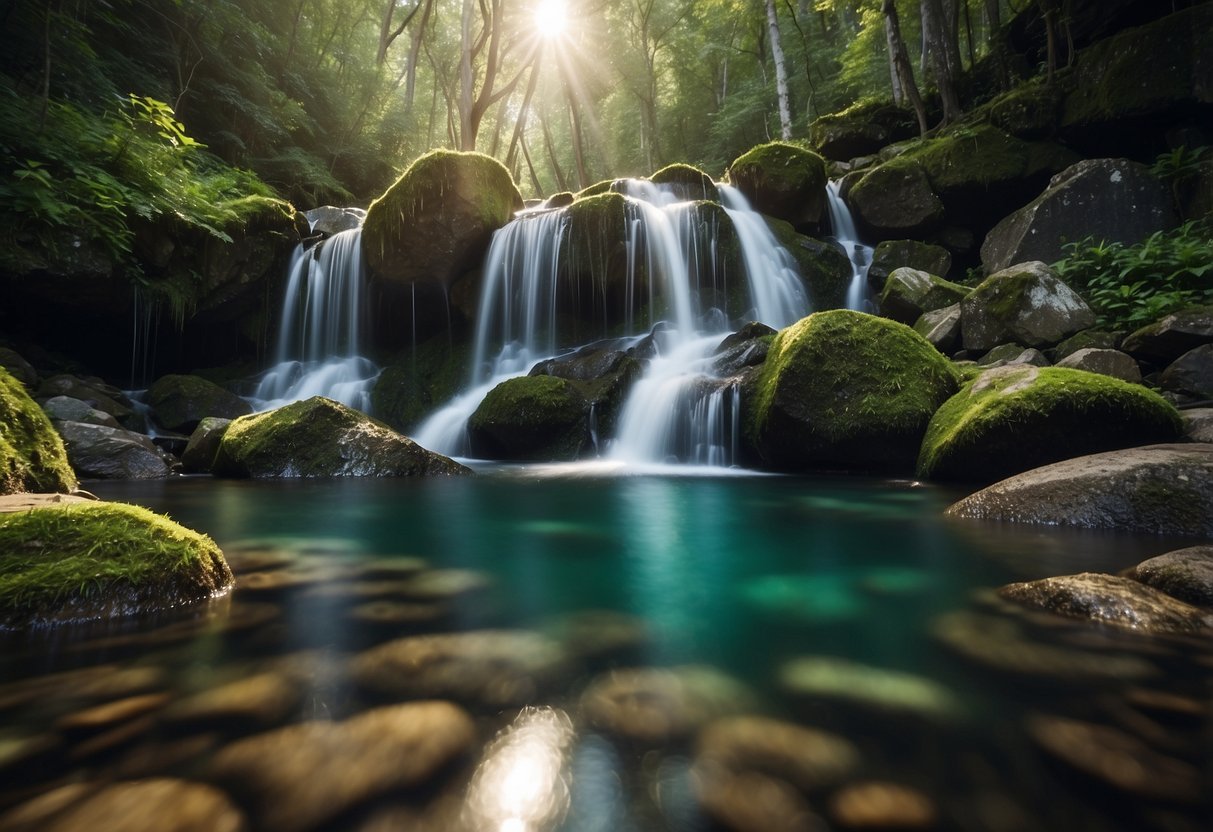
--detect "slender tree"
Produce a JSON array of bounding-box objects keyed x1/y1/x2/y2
[
  {"x1": 766, "y1": 0, "x2": 792, "y2": 140},
  {"x1": 882, "y1": 0, "x2": 928, "y2": 135}
]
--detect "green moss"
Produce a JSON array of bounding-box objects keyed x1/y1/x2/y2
[
  {"x1": 574, "y1": 179, "x2": 617, "y2": 200},
  {"x1": 747, "y1": 310, "x2": 962, "y2": 472},
  {"x1": 0, "y1": 369, "x2": 76, "y2": 496},
  {"x1": 468, "y1": 376, "x2": 589, "y2": 461},
  {"x1": 899, "y1": 124, "x2": 1078, "y2": 194},
  {"x1": 985, "y1": 82, "x2": 1064, "y2": 139},
  {"x1": 0, "y1": 502, "x2": 232, "y2": 628},
  {"x1": 728, "y1": 142, "x2": 827, "y2": 190},
  {"x1": 918, "y1": 365, "x2": 1183, "y2": 483},
  {"x1": 371, "y1": 335, "x2": 473, "y2": 433},
  {"x1": 650, "y1": 164, "x2": 720, "y2": 202},
  {"x1": 764, "y1": 218, "x2": 850, "y2": 309}
]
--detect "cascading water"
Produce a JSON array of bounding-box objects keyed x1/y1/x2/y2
[
  {"x1": 415, "y1": 181, "x2": 811, "y2": 467},
  {"x1": 250, "y1": 226, "x2": 379, "y2": 412},
  {"x1": 826, "y1": 181, "x2": 874, "y2": 311}
]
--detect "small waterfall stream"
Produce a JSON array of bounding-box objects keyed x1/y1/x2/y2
[{"x1": 826, "y1": 181, "x2": 874, "y2": 311}]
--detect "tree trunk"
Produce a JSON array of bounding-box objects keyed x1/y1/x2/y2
[
  {"x1": 885, "y1": 16, "x2": 904, "y2": 106},
  {"x1": 882, "y1": 0, "x2": 928, "y2": 136},
  {"x1": 922, "y1": 0, "x2": 962, "y2": 124},
  {"x1": 459, "y1": 0, "x2": 475, "y2": 150},
  {"x1": 566, "y1": 86, "x2": 590, "y2": 190},
  {"x1": 985, "y1": 0, "x2": 1000, "y2": 34},
  {"x1": 766, "y1": 0, "x2": 793, "y2": 140},
  {"x1": 404, "y1": 0, "x2": 436, "y2": 108}
]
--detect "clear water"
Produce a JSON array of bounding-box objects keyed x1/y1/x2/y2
[{"x1": 2, "y1": 471, "x2": 1208, "y2": 831}]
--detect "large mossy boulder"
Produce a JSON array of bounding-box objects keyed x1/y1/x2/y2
[
  {"x1": 877, "y1": 268, "x2": 969, "y2": 325},
  {"x1": 362, "y1": 150, "x2": 523, "y2": 286},
  {"x1": 867, "y1": 240, "x2": 953, "y2": 293},
  {"x1": 561, "y1": 192, "x2": 636, "y2": 327},
  {"x1": 945, "y1": 444, "x2": 1213, "y2": 536},
  {"x1": 0, "y1": 369, "x2": 76, "y2": 495},
  {"x1": 745, "y1": 310, "x2": 962, "y2": 473},
  {"x1": 650, "y1": 164, "x2": 720, "y2": 202},
  {"x1": 212, "y1": 396, "x2": 468, "y2": 478},
  {"x1": 960, "y1": 261, "x2": 1095, "y2": 351},
  {"x1": 468, "y1": 375, "x2": 589, "y2": 461},
  {"x1": 981, "y1": 159, "x2": 1178, "y2": 273},
  {"x1": 371, "y1": 336, "x2": 472, "y2": 434},
  {"x1": 809, "y1": 101, "x2": 917, "y2": 161},
  {"x1": 726, "y1": 142, "x2": 828, "y2": 233},
  {"x1": 0, "y1": 502, "x2": 233, "y2": 628},
  {"x1": 147, "y1": 374, "x2": 252, "y2": 434},
  {"x1": 918, "y1": 365, "x2": 1182, "y2": 483},
  {"x1": 847, "y1": 160, "x2": 945, "y2": 241}
]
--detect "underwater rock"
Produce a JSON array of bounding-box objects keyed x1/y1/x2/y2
[
  {"x1": 468, "y1": 375, "x2": 590, "y2": 461},
  {"x1": 181, "y1": 417, "x2": 232, "y2": 474},
  {"x1": 0, "y1": 778, "x2": 247, "y2": 832},
  {"x1": 746, "y1": 310, "x2": 962, "y2": 473},
  {"x1": 829, "y1": 782, "x2": 938, "y2": 831},
  {"x1": 1160, "y1": 344, "x2": 1213, "y2": 399},
  {"x1": 696, "y1": 715, "x2": 860, "y2": 792},
  {"x1": 917, "y1": 365, "x2": 1181, "y2": 483},
  {"x1": 877, "y1": 267, "x2": 969, "y2": 325},
  {"x1": 866, "y1": 240, "x2": 952, "y2": 293},
  {"x1": 997, "y1": 572, "x2": 1211, "y2": 634},
  {"x1": 56, "y1": 693, "x2": 171, "y2": 735},
  {"x1": 1124, "y1": 547, "x2": 1213, "y2": 608},
  {"x1": 0, "y1": 368, "x2": 76, "y2": 495},
  {"x1": 1054, "y1": 348, "x2": 1142, "y2": 383},
  {"x1": 212, "y1": 396, "x2": 468, "y2": 478},
  {"x1": 207, "y1": 701, "x2": 475, "y2": 832},
  {"x1": 1120, "y1": 306, "x2": 1213, "y2": 365},
  {"x1": 351, "y1": 630, "x2": 568, "y2": 709},
  {"x1": 692, "y1": 768, "x2": 822, "y2": 832},
  {"x1": 580, "y1": 665, "x2": 754, "y2": 746},
  {"x1": 349, "y1": 599, "x2": 448, "y2": 628},
  {"x1": 54, "y1": 420, "x2": 173, "y2": 480},
  {"x1": 146, "y1": 374, "x2": 251, "y2": 434},
  {"x1": 944, "y1": 443, "x2": 1213, "y2": 536},
  {"x1": 778, "y1": 656, "x2": 962, "y2": 722},
  {"x1": 164, "y1": 672, "x2": 300, "y2": 729},
  {"x1": 0, "y1": 501, "x2": 233, "y2": 629},
  {"x1": 726, "y1": 142, "x2": 828, "y2": 233},
  {"x1": 960, "y1": 261, "x2": 1095, "y2": 352},
  {"x1": 544, "y1": 610, "x2": 649, "y2": 666}
]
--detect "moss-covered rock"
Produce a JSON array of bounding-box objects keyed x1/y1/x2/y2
[
  {"x1": 371, "y1": 336, "x2": 472, "y2": 434},
  {"x1": 986, "y1": 82, "x2": 1064, "y2": 140},
  {"x1": 213, "y1": 396, "x2": 468, "y2": 478},
  {"x1": 181, "y1": 417, "x2": 232, "y2": 474},
  {"x1": 726, "y1": 142, "x2": 829, "y2": 233},
  {"x1": 362, "y1": 150, "x2": 523, "y2": 286},
  {"x1": 650, "y1": 164, "x2": 721, "y2": 202},
  {"x1": 847, "y1": 159, "x2": 945, "y2": 241},
  {"x1": 529, "y1": 344, "x2": 644, "y2": 442},
  {"x1": 764, "y1": 218, "x2": 852, "y2": 310},
  {"x1": 0, "y1": 369, "x2": 76, "y2": 495},
  {"x1": 1121, "y1": 307, "x2": 1213, "y2": 364},
  {"x1": 574, "y1": 179, "x2": 619, "y2": 200},
  {"x1": 867, "y1": 240, "x2": 953, "y2": 293},
  {"x1": 541, "y1": 191, "x2": 575, "y2": 210},
  {"x1": 468, "y1": 375, "x2": 589, "y2": 461},
  {"x1": 918, "y1": 365, "x2": 1182, "y2": 483},
  {"x1": 960, "y1": 261, "x2": 1096, "y2": 351},
  {"x1": 809, "y1": 101, "x2": 917, "y2": 161},
  {"x1": 745, "y1": 311, "x2": 962, "y2": 473},
  {"x1": 0, "y1": 502, "x2": 232, "y2": 628},
  {"x1": 147, "y1": 374, "x2": 252, "y2": 434},
  {"x1": 878, "y1": 268, "x2": 969, "y2": 325}
]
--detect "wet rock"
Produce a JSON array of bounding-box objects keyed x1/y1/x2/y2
[
  {"x1": 351, "y1": 630, "x2": 568, "y2": 709},
  {"x1": 146, "y1": 375, "x2": 251, "y2": 434},
  {"x1": 36, "y1": 374, "x2": 139, "y2": 430},
  {"x1": 1121, "y1": 307, "x2": 1213, "y2": 365},
  {"x1": 1126, "y1": 546, "x2": 1213, "y2": 608},
  {"x1": 1027, "y1": 714, "x2": 1202, "y2": 803},
  {"x1": 0, "y1": 733, "x2": 59, "y2": 776},
  {"x1": 944, "y1": 444, "x2": 1213, "y2": 536},
  {"x1": 1055, "y1": 348, "x2": 1142, "y2": 383},
  {"x1": 867, "y1": 240, "x2": 953, "y2": 293},
  {"x1": 56, "y1": 693, "x2": 171, "y2": 734},
  {"x1": 349, "y1": 556, "x2": 429, "y2": 580},
  {"x1": 829, "y1": 782, "x2": 938, "y2": 830},
  {"x1": 960, "y1": 261, "x2": 1095, "y2": 351},
  {"x1": 998, "y1": 572, "x2": 1211, "y2": 634},
  {"x1": 165, "y1": 673, "x2": 299, "y2": 728},
  {"x1": 180, "y1": 417, "x2": 232, "y2": 474},
  {"x1": 810, "y1": 102, "x2": 916, "y2": 162},
  {"x1": 693, "y1": 768, "x2": 823, "y2": 832},
  {"x1": 304, "y1": 205, "x2": 365, "y2": 236},
  {"x1": 207, "y1": 701, "x2": 475, "y2": 832},
  {"x1": 726, "y1": 142, "x2": 829, "y2": 234},
  {"x1": 877, "y1": 268, "x2": 968, "y2": 326},
  {"x1": 1182, "y1": 408, "x2": 1213, "y2": 443},
  {"x1": 54, "y1": 420, "x2": 172, "y2": 479},
  {"x1": 468, "y1": 375, "x2": 590, "y2": 461},
  {"x1": 40, "y1": 396, "x2": 121, "y2": 429},
  {"x1": 349, "y1": 600, "x2": 448, "y2": 628},
  {"x1": 697, "y1": 716, "x2": 859, "y2": 792},
  {"x1": 234, "y1": 565, "x2": 349, "y2": 595},
  {"x1": 779, "y1": 657, "x2": 961, "y2": 722},
  {"x1": 1160, "y1": 344, "x2": 1213, "y2": 399},
  {"x1": 912, "y1": 304, "x2": 961, "y2": 354},
  {"x1": 651, "y1": 163, "x2": 721, "y2": 202},
  {"x1": 545, "y1": 609, "x2": 649, "y2": 665},
  {"x1": 579, "y1": 665, "x2": 753, "y2": 745},
  {"x1": 397, "y1": 568, "x2": 492, "y2": 601},
  {"x1": 1, "y1": 369, "x2": 77, "y2": 495},
  {"x1": 0, "y1": 778, "x2": 247, "y2": 832}
]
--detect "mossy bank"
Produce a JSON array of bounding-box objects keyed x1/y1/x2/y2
[{"x1": 0, "y1": 368, "x2": 76, "y2": 496}]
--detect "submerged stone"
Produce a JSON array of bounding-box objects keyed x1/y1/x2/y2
[
  {"x1": 1127, "y1": 546, "x2": 1213, "y2": 607},
  {"x1": 779, "y1": 656, "x2": 962, "y2": 722},
  {"x1": 829, "y1": 782, "x2": 938, "y2": 830},
  {"x1": 997, "y1": 572, "x2": 1211, "y2": 634},
  {"x1": 0, "y1": 778, "x2": 247, "y2": 832},
  {"x1": 0, "y1": 368, "x2": 76, "y2": 495},
  {"x1": 692, "y1": 769, "x2": 820, "y2": 832},
  {"x1": 165, "y1": 672, "x2": 300, "y2": 728},
  {"x1": 696, "y1": 715, "x2": 860, "y2": 792}
]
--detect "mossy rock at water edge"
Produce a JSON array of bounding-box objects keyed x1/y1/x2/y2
[
  {"x1": 0, "y1": 369, "x2": 76, "y2": 495},
  {"x1": 764, "y1": 218, "x2": 852, "y2": 311},
  {"x1": 726, "y1": 141, "x2": 829, "y2": 233},
  {"x1": 362, "y1": 150, "x2": 522, "y2": 286},
  {"x1": 213, "y1": 396, "x2": 469, "y2": 478},
  {"x1": 147, "y1": 373, "x2": 252, "y2": 434},
  {"x1": 468, "y1": 375, "x2": 590, "y2": 462},
  {"x1": 745, "y1": 310, "x2": 962, "y2": 473},
  {"x1": 918, "y1": 365, "x2": 1182, "y2": 483},
  {"x1": 0, "y1": 502, "x2": 233, "y2": 628},
  {"x1": 650, "y1": 163, "x2": 721, "y2": 202}
]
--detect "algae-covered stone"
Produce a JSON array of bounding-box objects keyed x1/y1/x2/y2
[
  {"x1": 650, "y1": 163, "x2": 720, "y2": 202},
  {"x1": 746, "y1": 311, "x2": 961, "y2": 473},
  {"x1": 917, "y1": 365, "x2": 1181, "y2": 483},
  {"x1": 0, "y1": 502, "x2": 233, "y2": 628},
  {"x1": 0, "y1": 369, "x2": 76, "y2": 495},
  {"x1": 727, "y1": 142, "x2": 828, "y2": 233},
  {"x1": 960, "y1": 261, "x2": 1095, "y2": 351},
  {"x1": 878, "y1": 267, "x2": 969, "y2": 325},
  {"x1": 213, "y1": 396, "x2": 467, "y2": 478},
  {"x1": 147, "y1": 374, "x2": 252, "y2": 434},
  {"x1": 848, "y1": 159, "x2": 945, "y2": 241},
  {"x1": 998, "y1": 572, "x2": 1211, "y2": 634},
  {"x1": 866, "y1": 239, "x2": 953, "y2": 293},
  {"x1": 810, "y1": 101, "x2": 916, "y2": 161},
  {"x1": 362, "y1": 150, "x2": 523, "y2": 285},
  {"x1": 468, "y1": 375, "x2": 589, "y2": 461}
]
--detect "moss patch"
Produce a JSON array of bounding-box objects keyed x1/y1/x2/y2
[
  {"x1": 468, "y1": 376, "x2": 589, "y2": 461},
  {"x1": 746, "y1": 310, "x2": 962, "y2": 472},
  {"x1": 0, "y1": 502, "x2": 232, "y2": 628},
  {"x1": 0, "y1": 369, "x2": 76, "y2": 495},
  {"x1": 918, "y1": 365, "x2": 1183, "y2": 483},
  {"x1": 726, "y1": 142, "x2": 828, "y2": 230},
  {"x1": 650, "y1": 164, "x2": 720, "y2": 202}
]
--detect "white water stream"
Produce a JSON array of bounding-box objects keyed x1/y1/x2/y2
[{"x1": 827, "y1": 180, "x2": 874, "y2": 312}]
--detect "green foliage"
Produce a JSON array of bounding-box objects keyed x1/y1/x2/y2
[
  {"x1": 1053, "y1": 221, "x2": 1213, "y2": 329},
  {"x1": 1150, "y1": 145, "x2": 1208, "y2": 184}
]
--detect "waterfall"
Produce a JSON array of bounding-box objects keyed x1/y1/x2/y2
[
  {"x1": 415, "y1": 181, "x2": 811, "y2": 466},
  {"x1": 826, "y1": 181, "x2": 874, "y2": 311},
  {"x1": 251, "y1": 226, "x2": 379, "y2": 412}
]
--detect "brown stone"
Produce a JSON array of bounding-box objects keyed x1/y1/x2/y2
[{"x1": 997, "y1": 572, "x2": 1211, "y2": 634}]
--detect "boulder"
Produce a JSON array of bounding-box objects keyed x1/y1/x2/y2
[
  {"x1": 1127, "y1": 546, "x2": 1213, "y2": 608},
  {"x1": 714, "y1": 322, "x2": 776, "y2": 375},
  {"x1": 181, "y1": 417, "x2": 233, "y2": 474},
  {"x1": 866, "y1": 240, "x2": 953, "y2": 293},
  {"x1": 0, "y1": 369, "x2": 76, "y2": 495},
  {"x1": 468, "y1": 375, "x2": 590, "y2": 461},
  {"x1": 726, "y1": 142, "x2": 829, "y2": 233},
  {"x1": 809, "y1": 101, "x2": 917, "y2": 161},
  {"x1": 649, "y1": 163, "x2": 721, "y2": 202},
  {"x1": 0, "y1": 501, "x2": 233, "y2": 628},
  {"x1": 362, "y1": 150, "x2": 523, "y2": 286},
  {"x1": 746, "y1": 310, "x2": 962, "y2": 473},
  {"x1": 912, "y1": 304, "x2": 962, "y2": 354},
  {"x1": 944, "y1": 443, "x2": 1213, "y2": 536},
  {"x1": 540, "y1": 191, "x2": 575, "y2": 210},
  {"x1": 1121, "y1": 307, "x2": 1213, "y2": 364},
  {"x1": 765, "y1": 219, "x2": 853, "y2": 310},
  {"x1": 976, "y1": 344, "x2": 1050, "y2": 368},
  {"x1": 41, "y1": 396, "x2": 121, "y2": 429},
  {"x1": 877, "y1": 267, "x2": 969, "y2": 325},
  {"x1": 0, "y1": 347, "x2": 37, "y2": 387},
  {"x1": 36, "y1": 374, "x2": 140, "y2": 430},
  {"x1": 1054, "y1": 329, "x2": 1122, "y2": 361},
  {"x1": 960, "y1": 261, "x2": 1096, "y2": 351},
  {"x1": 1182, "y1": 408, "x2": 1213, "y2": 443},
  {"x1": 212, "y1": 396, "x2": 468, "y2": 478},
  {"x1": 918, "y1": 365, "x2": 1181, "y2": 483},
  {"x1": 529, "y1": 344, "x2": 643, "y2": 441},
  {"x1": 981, "y1": 159, "x2": 1178, "y2": 273},
  {"x1": 847, "y1": 160, "x2": 945, "y2": 241},
  {"x1": 1159, "y1": 344, "x2": 1213, "y2": 399},
  {"x1": 1055, "y1": 348, "x2": 1142, "y2": 383},
  {"x1": 998, "y1": 572, "x2": 1211, "y2": 634},
  {"x1": 370, "y1": 335, "x2": 471, "y2": 434},
  {"x1": 304, "y1": 205, "x2": 365, "y2": 236},
  {"x1": 147, "y1": 374, "x2": 252, "y2": 434},
  {"x1": 54, "y1": 421, "x2": 173, "y2": 480}
]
